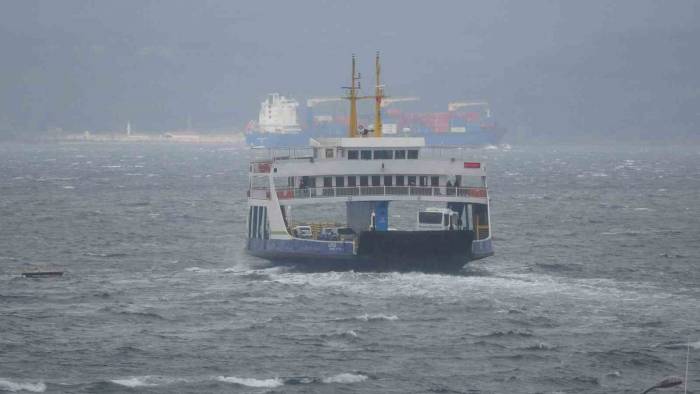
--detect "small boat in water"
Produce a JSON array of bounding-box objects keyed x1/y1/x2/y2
[
  {"x1": 245, "y1": 54, "x2": 494, "y2": 271},
  {"x1": 22, "y1": 271, "x2": 64, "y2": 278}
]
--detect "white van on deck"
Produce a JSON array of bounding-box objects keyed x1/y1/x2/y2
[{"x1": 417, "y1": 208, "x2": 459, "y2": 231}]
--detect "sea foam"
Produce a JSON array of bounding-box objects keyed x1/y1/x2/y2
[
  {"x1": 216, "y1": 376, "x2": 283, "y2": 388},
  {"x1": 110, "y1": 377, "x2": 159, "y2": 387},
  {"x1": 322, "y1": 373, "x2": 368, "y2": 384},
  {"x1": 0, "y1": 379, "x2": 46, "y2": 392},
  {"x1": 356, "y1": 313, "x2": 399, "y2": 321}
]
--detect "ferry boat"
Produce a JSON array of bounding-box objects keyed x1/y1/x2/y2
[{"x1": 245, "y1": 54, "x2": 494, "y2": 271}]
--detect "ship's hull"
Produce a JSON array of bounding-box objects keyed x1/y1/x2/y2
[
  {"x1": 247, "y1": 230, "x2": 492, "y2": 272},
  {"x1": 245, "y1": 127, "x2": 505, "y2": 148},
  {"x1": 420, "y1": 126, "x2": 506, "y2": 146},
  {"x1": 245, "y1": 133, "x2": 310, "y2": 148}
]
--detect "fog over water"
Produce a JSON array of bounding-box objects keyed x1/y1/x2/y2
[
  {"x1": 1, "y1": 2, "x2": 699, "y2": 394},
  {"x1": 1, "y1": 0, "x2": 699, "y2": 142}
]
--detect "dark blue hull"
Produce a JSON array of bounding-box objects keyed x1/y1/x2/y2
[{"x1": 247, "y1": 230, "x2": 486, "y2": 272}]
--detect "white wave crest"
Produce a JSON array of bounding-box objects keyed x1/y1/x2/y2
[
  {"x1": 110, "y1": 375, "x2": 189, "y2": 387},
  {"x1": 216, "y1": 376, "x2": 283, "y2": 388},
  {"x1": 110, "y1": 377, "x2": 159, "y2": 387},
  {"x1": 0, "y1": 379, "x2": 46, "y2": 392},
  {"x1": 322, "y1": 373, "x2": 368, "y2": 384},
  {"x1": 356, "y1": 313, "x2": 398, "y2": 321},
  {"x1": 184, "y1": 266, "x2": 217, "y2": 274}
]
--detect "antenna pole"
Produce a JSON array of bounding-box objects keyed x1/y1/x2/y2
[{"x1": 374, "y1": 51, "x2": 383, "y2": 138}]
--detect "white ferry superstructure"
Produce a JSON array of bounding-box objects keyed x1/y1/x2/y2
[{"x1": 245, "y1": 53, "x2": 493, "y2": 271}]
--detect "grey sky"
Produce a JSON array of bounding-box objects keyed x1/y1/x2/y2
[{"x1": 1, "y1": 0, "x2": 698, "y2": 141}]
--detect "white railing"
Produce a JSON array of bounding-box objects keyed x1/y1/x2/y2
[{"x1": 267, "y1": 186, "x2": 487, "y2": 201}]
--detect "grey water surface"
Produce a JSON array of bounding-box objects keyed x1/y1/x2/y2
[{"x1": 1, "y1": 142, "x2": 698, "y2": 393}]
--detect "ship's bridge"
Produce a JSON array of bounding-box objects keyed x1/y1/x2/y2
[{"x1": 249, "y1": 137, "x2": 488, "y2": 206}]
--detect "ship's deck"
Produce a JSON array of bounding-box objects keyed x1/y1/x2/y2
[{"x1": 249, "y1": 185, "x2": 487, "y2": 205}]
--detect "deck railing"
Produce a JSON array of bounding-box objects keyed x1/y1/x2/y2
[{"x1": 253, "y1": 186, "x2": 487, "y2": 200}]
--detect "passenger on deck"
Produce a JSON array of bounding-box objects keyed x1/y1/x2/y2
[{"x1": 446, "y1": 180, "x2": 455, "y2": 196}]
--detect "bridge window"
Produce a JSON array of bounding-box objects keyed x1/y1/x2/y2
[
  {"x1": 335, "y1": 176, "x2": 345, "y2": 187},
  {"x1": 408, "y1": 176, "x2": 416, "y2": 186},
  {"x1": 384, "y1": 176, "x2": 393, "y2": 186},
  {"x1": 361, "y1": 150, "x2": 372, "y2": 160},
  {"x1": 396, "y1": 176, "x2": 405, "y2": 186},
  {"x1": 323, "y1": 177, "x2": 332, "y2": 187},
  {"x1": 325, "y1": 149, "x2": 334, "y2": 158},
  {"x1": 360, "y1": 176, "x2": 369, "y2": 186},
  {"x1": 371, "y1": 176, "x2": 381, "y2": 186},
  {"x1": 348, "y1": 150, "x2": 359, "y2": 160},
  {"x1": 394, "y1": 150, "x2": 406, "y2": 159},
  {"x1": 407, "y1": 150, "x2": 419, "y2": 159},
  {"x1": 373, "y1": 150, "x2": 392, "y2": 159},
  {"x1": 348, "y1": 176, "x2": 357, "y2": 187},
  {"x1": 419, "y1": 176, "x2": 427, "y2": 186},
  {"x1": 431, "y1": 176, "x2": 439, "y2": 186}
]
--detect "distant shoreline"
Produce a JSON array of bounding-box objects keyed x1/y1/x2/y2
[{"x1": 7, "y1": 132, "x2": 248, "y2": 145}]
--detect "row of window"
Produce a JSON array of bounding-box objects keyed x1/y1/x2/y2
[
  {"x1": 346, "y1": 149, "x2": 419, "y2": 160},
  {"x1": 321, "y1": 175, "x2": 440, "y2": 188},
  {"x1": 289, "y1": 175, "x2": 481, "y2": 189}
]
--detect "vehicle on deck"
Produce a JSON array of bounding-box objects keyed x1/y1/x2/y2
[
  {"x1": 336, "y1": 227, "x2": 356, "y2": 241},
  {"x1": 319, "y1": 227, "x2": 339, "y2": 241},
  {"x1": 417, "y1": 208, "x2": 460, "y2": 231},
  {"x1": 292, "y1": 225, "x2": 313, "y2": 239}
]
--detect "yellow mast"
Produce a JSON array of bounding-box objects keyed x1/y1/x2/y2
[
  {"x1": 373, "y1": 51, "x2": 383, "y2": 138},
  {"x1": 346, "y1": 54, "x2": 359, "y2": 138},
  {"x1": 344, "y1": 52, "x2": 384, "y2": 138}
]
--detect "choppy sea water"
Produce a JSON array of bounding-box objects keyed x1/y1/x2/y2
[{"x1": 0, "y1": 142, "x2": 698, "y2": 393}]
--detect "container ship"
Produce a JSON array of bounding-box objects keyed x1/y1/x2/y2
[
  {"x1": 245, "y1": 54, "x2": 494, "y2": 271},
  {"x1": 245, "y1": 80, "x2": 506, "y2": 147}
]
